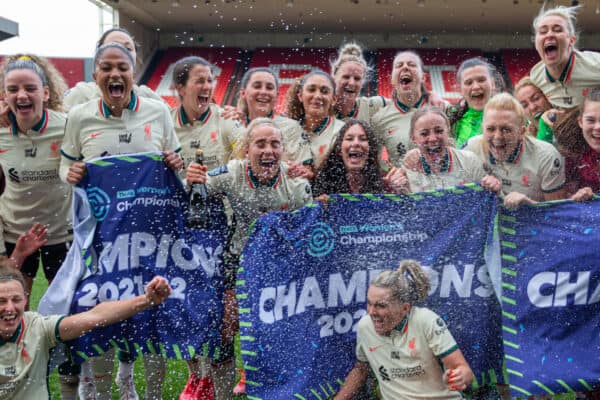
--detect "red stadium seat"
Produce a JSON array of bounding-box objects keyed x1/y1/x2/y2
[
  {"x1": 144, "y1": 47, "x2": 245, "y2": 108},
  {"x1": 376, "y1": 49, "x2": 484, "y2": 101},
  {"x1": 0, "y1": 56, "x2": 86, "y2": 89},
  {"x1": 48, "y1": 57, "x2": 86, "y2": 89},
  {"x1": 500, "y1": 48, "x2": 540, "y2": 86}
]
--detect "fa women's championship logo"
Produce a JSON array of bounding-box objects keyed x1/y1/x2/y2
[{"x1": 307, "y1": 222, "x2": 335, "y2": 257}]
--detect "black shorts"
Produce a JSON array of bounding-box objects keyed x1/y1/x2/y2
[{"x1": 4, "y1": 241, "x2": 70, "y2": 281}]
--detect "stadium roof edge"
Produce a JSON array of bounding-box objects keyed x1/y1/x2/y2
[
  {"x1": 0, "y1": 17, "x2": 18, "y2": 42},
  {"x1": 98, "y1": 0, "x2": 600, "y2": 35}
]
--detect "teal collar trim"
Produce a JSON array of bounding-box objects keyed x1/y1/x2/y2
[
  {"x1": 100, "y1": 91, "x2": 139, "y2": 117},
  {"x1": 245, "y1": 162, "x2": 282, "y2": 189},
  {"x1": 420, "y1": 149, "x2": 451, "y2": 175},
  {"x1": 179, "y1": 106, "x2": 189, "y2": 126},
  {"x1": 312, "y1": 115, "x2": 330, "y2": 135},
  {"x1": 393, "y1": 314, "x2": 409, "y2": 333},
  {"x1": 8, "y1": 112, "x2": 18, "y2": 137},
  {"x1": 336, "y1": 101, "x2": 358, "y2": 120},
  {"x1": 545, "y1": 52, "x2": 575, "y2": 84},
  {"x1": 8, "y1": 109, "x2": 48, "y2": 136},
  {"x1": 31, "y1": 109, "x2": 48, "y2": 133},
  {"x1": 394, "y1": 93, "x2": 424, "y2": 114},
  {"x1": 489, "y1": 140, "x2": 523, "y2": 165},
  {"x1": 246, "y1": 111, "x2": 274, "y2": 126},
  {"x1": 179, "y1": 105, "x2": 212, "y2": 126}
]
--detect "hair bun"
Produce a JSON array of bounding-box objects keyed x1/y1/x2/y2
[{"x1": 340, "y1": 43, "x2": 363, "y2": 58}]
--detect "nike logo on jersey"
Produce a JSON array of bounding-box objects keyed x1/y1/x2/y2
[
  {"x1": 90, "y1": 132, "x2": 102, "y2": 138},
  {"x1": 369, "y1": 345, "x2": 383, "y2": 352},
  {"x1": 0, "y1": 148, "x2": 9, "y2": 154}
]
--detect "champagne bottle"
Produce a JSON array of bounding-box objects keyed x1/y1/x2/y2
[{"x1": 187, "y1": 149, "x2": 210, "y2": 229}]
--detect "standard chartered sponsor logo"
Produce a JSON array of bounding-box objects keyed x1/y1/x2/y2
[
  {"x1": 8, "y1": 168, "x2": 19, "y2": 183},
  {"x1": 379, "y1": 364, "x2": 427, "y2": 380},
  {"x1": 378, "y1": 365, "x2": 391, "y2": 381},
  {"x1": 307, "y1": 222, "x2": 335, "y2": 257},
  {"x1": 7, "y1": 168, "x2": 59, "y2": 183},
  {"x1": 390, "y1": 365, "x2": 425, "y2": 378},
  {"x1": 87, "y1": 187, "x2": 111, "y2": 221}
]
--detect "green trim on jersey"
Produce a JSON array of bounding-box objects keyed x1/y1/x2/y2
[
  {"x1": 245, "y1": 111, "x2": 274, "y2": 126},
  {"x1": 100, "y1": 91, "x2": 139, "y2": 117},
  {"x1": 310, "y1": 115, "x2": 331, "y2": 135},
  {"x1": 395, "y1": 94, "x2": 425, "y2": 114},
  {"x1": 54, "y1": 315, "x2": 67, "y2": 343},
  {"x1": 420, "y1": 150, "x2": 451, "y2": 175},
  {"x1": 179, "y1": 105, "x2": 212, "y2": 126},
  {"x1": 489, "y1": 140, "x2": 523, "y2": 165},
  {"x1": 8, "y1": 109, "x2": 49, "y2": 136},
  {"x1": 545, "y1": 52, "x2": 575, "y2": 84},
  {"x1": 60, "y1": 149, "x2": 84, "y2": 161},
  {"x1": 435, "y1": 343, "x2": 459, "y2": 359},
  {"x1": 393, "y1": 314, "x2": 409, "y2": 333},
  {"x1": 335, "y1": 100, "x2": 358, "y2": 120},
  {"x1": 246, "y1": 163, "x2": 281, "y2": 188}
]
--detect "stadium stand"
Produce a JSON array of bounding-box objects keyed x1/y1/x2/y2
[
  {"x1": 500, "y1": 48, "x2": 540, "y2": 87},
  {"x1": 140, "y1": 47, "x2": 520, "y2": 109},
  {"x1": 0, "y1": 46, "x2": 545, "y2": 109}
]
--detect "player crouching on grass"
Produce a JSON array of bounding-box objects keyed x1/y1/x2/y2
[{"x1": 0, "y1": 258, "x2": 171, "y2": 400}]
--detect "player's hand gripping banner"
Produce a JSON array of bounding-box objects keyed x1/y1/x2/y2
[
  {"x1": 40, "y1": 153, "x2": 228, "y2": 362},
  {"x1": 238, "y1": 187, "x2": 505, "y2": 400}
]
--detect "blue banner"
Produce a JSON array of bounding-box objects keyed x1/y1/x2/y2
[
  {"x1": 67, "y1": 153, "x2": 228, "y2": 362},
  {"x1": 500, "y1": 200, "x2": 600, "y2": 397},
  {"x1": 238, "y1": 187, "x2": 504, "y2": 399}
]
